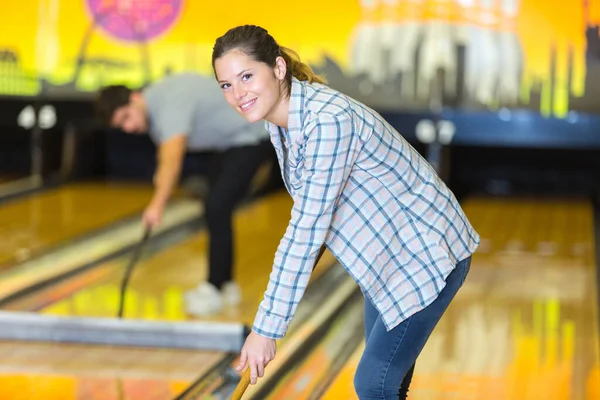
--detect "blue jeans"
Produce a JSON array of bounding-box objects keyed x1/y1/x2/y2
[{"x1": 354, "y1": 256, "x2": 472, "y2": 399}]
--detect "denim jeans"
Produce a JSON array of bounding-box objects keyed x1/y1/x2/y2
[{"x1": 354, "y1": 256, "x2": 472, "y2": 399}]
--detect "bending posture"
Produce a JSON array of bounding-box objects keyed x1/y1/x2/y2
[
  {"x1": 95, "y1": 73, "x2": 275, "y2": 316},
  {"x1": 212, "y1": 25, "x2": 480, "y2": 399}
]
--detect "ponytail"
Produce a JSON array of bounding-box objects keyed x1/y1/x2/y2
[{"x1": 280, "y1": 47, "x2": 326, "y2": 85}]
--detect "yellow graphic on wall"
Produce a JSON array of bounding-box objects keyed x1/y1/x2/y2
[{"x1": 0, "y1": 0, "x2": 599, "y2": 118}]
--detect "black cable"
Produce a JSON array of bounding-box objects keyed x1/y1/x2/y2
[{"x1": 117, "y1": 227, "x2": 151, "y2": 318}]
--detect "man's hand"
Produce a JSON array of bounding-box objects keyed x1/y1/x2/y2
[
  {"x1": 237, "y1": 330, "x2": 277, "y2": 385},
  {"x1": 142, "y1": 201, "x2": 164, "y2": 229}
]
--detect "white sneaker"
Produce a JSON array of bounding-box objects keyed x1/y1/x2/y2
[
  {"x1": 221, "y1": 281, "x2": 242, "y2": 306},
  {"x1": 184, "y1": 282, "x2": 223, "y2": 316}
]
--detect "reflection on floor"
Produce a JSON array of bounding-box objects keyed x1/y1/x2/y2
[
  {"x1": 321, "y1": 197, "x2": 600, "y2": 400},
  {"x1": 0, "y1": 189, "x2": 338, "y2": 399},
  {"x1": 0, "y1": 175, "x2": 26, "y2": 184},
  {"x1": 2, "y1": 182, "x2": 599, "y2": 400},
  {"x1": 24, "y1": 191, "x2": 336, "y2": 327},
  {"x1": 0, "y1": 182, "x2": 157, "y2": 266},
  {"x1": 0, "y1": 340, "x2": 223, "y2": 400}
]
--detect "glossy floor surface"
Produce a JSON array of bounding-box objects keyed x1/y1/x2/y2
[
  {"x1": 321, "y1": 197, "x2": 600, "y2": 400},
  {"x1": 0, "y1": 182, "x2": 156, "y2": 267},
  {"x1": 5, "y1": 190, "x2": 335, "y2": 326},
  {"x1": 0, "y1": 340, "x2": 223, "y2": 400},
  {"x1": 0, "y1": 186, "x2": 334, "y2": 399},
  {"x1": 0, "y1": 183, "x2": 598, "y2": 399},
  {"x1": 0, "y1": 175, "x2": 25, "y2": 184}
]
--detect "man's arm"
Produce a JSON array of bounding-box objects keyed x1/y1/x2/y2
[{"x1": 149, "y1": 134, "x2": 187, "y2": 208}]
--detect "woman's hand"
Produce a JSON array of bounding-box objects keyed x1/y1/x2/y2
[{"x1": 237, "y1": 330, "x2": 277, "y2": 384}]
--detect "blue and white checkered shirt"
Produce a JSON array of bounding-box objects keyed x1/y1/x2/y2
[{"x1": 253, "y1": 78, "x2": 480, "y2": 339}]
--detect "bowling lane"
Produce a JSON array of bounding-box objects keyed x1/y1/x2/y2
[
  {"x1": 0, "y1": 340, "x2": 224, "y2": 400},
  {"x1": 0, "y1": 175, "x2": 23, "y2": 184},
  {"x1": 0, "y1": 191, "x2": 343, "y2": 400},
  {"x1": 7, "y1": 191, "x2": 337, "y2": 327},
  {"x1": 0, "y1": 181, "x2": 158, "y2": 267},
  {"x1": 263, "y1": 293, "x2": 364, "y2": 399},
  {"x1": 320, "y1": 197, "x2": 600, "y2": 400}
]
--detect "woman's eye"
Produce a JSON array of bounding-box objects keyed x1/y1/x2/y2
[
  {"x1": 220, "y1": 83, "x2": 230, "y2": 90},
  {"x1": 242, "y1": 73, "x2": 252, "y2": 81}
]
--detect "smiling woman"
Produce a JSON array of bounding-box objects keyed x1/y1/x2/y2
[
  {"x1": 212, "y1": 27, "x2": 325, "y2": 126},
  {"x1": 210, "y1": 24, "x2": 480, "y2": 399}
]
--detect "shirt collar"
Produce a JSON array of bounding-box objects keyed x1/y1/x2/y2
[
  {"x1": 266, "y1": 77, "x2": 306, "y2": 148},
  {"x1": 287, "y1": 77, "x2": 305, "y2": 137}
]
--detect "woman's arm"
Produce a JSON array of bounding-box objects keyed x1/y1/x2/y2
[{"x1": 253, "y1": 112, "x2": 359, "y2": 339}]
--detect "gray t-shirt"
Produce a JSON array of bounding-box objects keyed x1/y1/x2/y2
[{"x1": 142, "y1": 73, "x2": 269, "y2": 151}]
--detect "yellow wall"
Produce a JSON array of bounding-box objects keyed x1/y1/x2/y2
[{"x1": 0, "y1": 0, "x2": 599, "y2": 118}]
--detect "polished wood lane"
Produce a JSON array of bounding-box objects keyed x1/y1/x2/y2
[
  {"x1": 321, "y1": 197, "x2": 600, "y2": 400},
  {"x1": 0, "y1": 340, "x2": 223, "y2": 399},
  {"x1": 320, "y1": 342, "x2": 364, "y2": 399},
  {"x1": 31, "y1": 190, "x2": 336, "y2": 326},
  {"x1": 265, "y1": 297, "x2": 364, "y2": 399},
  {"x1": 0, "y1": 190, "x2": 338, "y2": 400},
  {"x1": 0, "y1": 181, "x2": 157, "y2": 267},
  {"x1": 0, "y1": 175, "x2": 25, "y2": 184}
]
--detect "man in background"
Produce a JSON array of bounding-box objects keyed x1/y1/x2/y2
[{"x1": 95, "y1": 72, "x2": 277, "y2": 316}]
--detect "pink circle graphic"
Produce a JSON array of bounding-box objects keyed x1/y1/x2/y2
[{"x1": 86, "y1": 0, "x2": 183, "y2": 42}]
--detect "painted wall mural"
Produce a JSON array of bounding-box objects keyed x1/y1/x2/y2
[{"x1": 1, "y1": 0, "x2": 600, "y2": 118}]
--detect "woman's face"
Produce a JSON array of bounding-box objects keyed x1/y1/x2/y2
[{"x1": 214, "y1": 49, "x2": 287, "y2": 124}]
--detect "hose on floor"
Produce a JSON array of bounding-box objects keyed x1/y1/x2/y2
[{"x1": 117, "y1": 228, "x2": 152, "y2": 318}]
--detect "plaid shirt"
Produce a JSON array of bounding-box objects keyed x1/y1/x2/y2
[{"x1": 253, "y1": 78, "x2": 480, "y2": 339}]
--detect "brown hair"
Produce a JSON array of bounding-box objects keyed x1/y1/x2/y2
[
  {"x1": 212, "y1": 25, "x2": 326, "y2": 96},
  {"x1": 94, "y1": 85, "x2": 132, "y2": 125}
]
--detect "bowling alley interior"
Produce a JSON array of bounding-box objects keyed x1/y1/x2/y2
[{"x1": 0, "y1": 1, "x2": 599, "y2": 399}]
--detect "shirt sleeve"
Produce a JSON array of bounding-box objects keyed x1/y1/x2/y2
[
  {"x1": 252, "y1": 112, "x2": 358, "y2": 339},
  {"x1": 153, "y1": 94, "x2": 195, "y2": 142}
]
